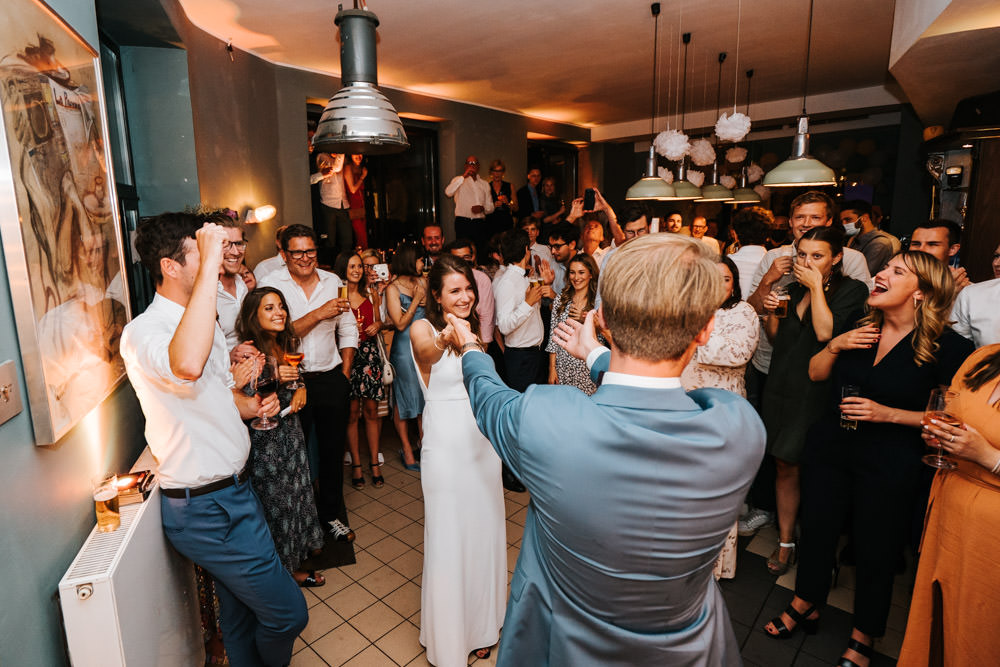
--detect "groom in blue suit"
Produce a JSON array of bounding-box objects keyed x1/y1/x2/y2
[{"x1": 446, "y1": 233, "x2": 765, "y2": 666}]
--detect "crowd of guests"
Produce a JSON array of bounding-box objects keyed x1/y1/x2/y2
[{"x1": 121, "y1": 157, "x2": 1000, "y2": 665}]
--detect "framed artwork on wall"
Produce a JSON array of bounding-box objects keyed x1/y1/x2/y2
[{"x1": 0, "y1": 0, "x2": 131, "y2": 445}]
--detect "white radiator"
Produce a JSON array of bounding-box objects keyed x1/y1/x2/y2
[{"x1": 58, "y1": 452, "x2": 203, "y2": 666}]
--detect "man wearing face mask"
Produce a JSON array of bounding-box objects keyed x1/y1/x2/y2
[{"x1": 840, "y1": 200, "x2": 900, "y2": 275}]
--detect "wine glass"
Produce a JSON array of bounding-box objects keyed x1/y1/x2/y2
[
  {"x1": 921, "y1": 386, "x2": 959, "y2": 469},
  {"x1": 251, "y1": 356, "x2": 280, "y2": 431},
  {"x1": 283, "y1": 350, "x2": 304, "y2": 390}
]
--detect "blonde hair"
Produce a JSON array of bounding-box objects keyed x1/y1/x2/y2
[
  {"x1": 601, "y1": 234, "x2": 725, "y2": 360},
  {"x1": 859, "y1": 251, "x2": 954, "y2": 366}
]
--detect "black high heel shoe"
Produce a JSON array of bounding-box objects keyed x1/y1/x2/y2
[
  {"x1": 370, "y1": 462, "x2": 384, "y2": 488},
  {"x1": 763, "y1": 603, "x2": 819, "y2": 639},
  {"x1": 350, "y1": 464, "x2": 365, "y2": 490},
  {"x1": 837, "y1": 637, "x2": 874, "y2": 667}
]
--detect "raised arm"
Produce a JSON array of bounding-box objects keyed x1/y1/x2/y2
[{"x1": 169, "y1": 224, "x2": 227, "y2": 380}]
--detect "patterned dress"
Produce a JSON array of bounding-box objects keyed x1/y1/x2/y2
[
  {"x1": 349, "y1": 298, "x2": 385, "y2": 401},
  {"x1": 546, "y1": 293, "x2": 598, "y2": 395},
  {"x1": 246, "y1": 384, "x2": 324, "y2": 573}
]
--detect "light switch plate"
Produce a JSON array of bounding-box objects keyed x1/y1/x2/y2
[{"x1": 0, "y1": 359, "x2": 24, "y2": 426}]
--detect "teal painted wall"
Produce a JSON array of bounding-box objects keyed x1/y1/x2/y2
[{"x1": 0, "y1": 1, "x2": 147, "y2": 664}]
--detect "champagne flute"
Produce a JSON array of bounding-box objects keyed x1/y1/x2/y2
[
  {"x1": 284, "y1": 350, "x2": 304, "y2": 389},
  {"x1": 921, "y1": 386, "x2": 959, "y2": 469},
  {"x1": 251, "y1": 356, "x2": 280, "y2": 431}
]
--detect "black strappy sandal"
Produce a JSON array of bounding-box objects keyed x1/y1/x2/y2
[
  {"x1": 350, "y1": 464, "x2": 365, "y2": 489},
  {"x1": 763, "y1": 603, "x2": 819, "y2": 639},
  {"x1": 836, "y1": 637, "x2": 874, "y2": 667},
  {"x1": 370, "y1": 462, "x2": 384, "y2": 488}
]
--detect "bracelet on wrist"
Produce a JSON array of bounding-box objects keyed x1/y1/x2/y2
[
  {"x1": 433, "y1": 332, "x2": 447, "y2": 351},
  {"x1": 990, "y1": 456, "x2": 1000, "y2": 476},
  {"x1": 461, "y1": 341, "x2": 484, "y2": 354}
]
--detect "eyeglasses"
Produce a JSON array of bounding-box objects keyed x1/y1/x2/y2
[
  {"x1": 222, "y1": 240, "x2": 247, "y2": 251},
  {"x1": 623, "y1": 228, "x2": 649, "y2": 239},
  {"x1": 548, "y1": 241, "x2": 567, "y2": 250},
  {"x1": 466, "y1": 160, "x2": 479, "y2": 166},
  {"x1": 285, "y1": 248, "x2": 318, "y2": 259}
]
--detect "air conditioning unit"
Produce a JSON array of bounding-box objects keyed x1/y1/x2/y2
[{"x1": 58, "y1": 482, "x2": 203, "y2": 666}]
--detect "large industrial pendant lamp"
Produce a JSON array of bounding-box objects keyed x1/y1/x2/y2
[
  {"x1": 696, "y1": 52, "x2": 734, "y2": 202},
  {"x1": 763, "y1": 0, "x2": 835, "y2": 187},
  {"x1": 312, "y1": 2, "x2": 409, "y2": 155},
  {"x1": 731, "y1": 69, "x2": 762, "y2": 203},
  {"x1": 627, "y1": 3, "x2": 677, "y2": 201},
  {"x1": 672, "y1": 32, "x2": 701, "y2": 200}
]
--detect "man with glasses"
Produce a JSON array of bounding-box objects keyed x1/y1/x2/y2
[
  {"x1": 445, "y1": 155, "x2": 493, "y2": 251},
  {"x1": 691, "y1": 216, "x2": 721, "y2": 257},
  {"x1": 594, "y1": 205, "x2": 649, "y2": 306},
  {"x1": 207, "y1": 211, "x2": 252, "y2": 356},
  {"x1": 259, "y1": 224, "x2": 358, "y2": 543},
  {"x1": 546, "y1": 222, "x2": 580, "y2": 293}
]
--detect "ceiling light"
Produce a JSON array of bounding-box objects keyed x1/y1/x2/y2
[
  {"x1": 730, "y1": 168, "x2": 761, "y2": 204},
  {"x1": 673, "y1": 32, "x2": 701, "y2": 199},
  {"x1": 626, "y1": 3, "x2": 677, "y2": 201},
  {"x1": 244, "y1": 205, "x2": 276, "y2": 224},
  {"x1": 697, "y1": 53, "x2": 733, "y2": 202},
  {"x1": 762, "y1": 0, "x2": 835, "y2": 188},
  {"x1": 311, "y1": 3, "x2": 408, "y2": 155}
]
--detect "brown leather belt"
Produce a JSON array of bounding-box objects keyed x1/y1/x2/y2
[{"x1": 161, "y1": 466, "x2": 250, "y2": 499}]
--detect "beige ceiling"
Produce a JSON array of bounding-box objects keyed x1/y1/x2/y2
[{"x1": 176, "y1": 0, "x2": 898, "y2": 128}]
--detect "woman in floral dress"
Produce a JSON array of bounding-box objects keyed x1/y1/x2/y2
[
  {"x1": 546, "y1": 254, "x2": 601, "y2": 395},
  {"x1": 681, "y1": 255, "x2": 760, "y2": 579},
  {"x1": 340, "y1": 253, "x2": 386, "y2": 488},
  {"x1": 235, "y1": 287, "x2": 325, "y2": 587}
]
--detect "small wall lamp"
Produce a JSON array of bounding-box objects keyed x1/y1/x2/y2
[{"x1": 244, "y1": 205, "x2": 276, "y2": 224}]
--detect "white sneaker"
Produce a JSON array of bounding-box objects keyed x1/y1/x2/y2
[
  {"x1": 328, "y1": 519, "x2": 356, "y2": 543},
  {"x1": 737, "y1": 508, "x2": 775, "y2": 537}
]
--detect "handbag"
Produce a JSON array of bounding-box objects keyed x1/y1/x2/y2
[{"x1": 374, "y1": 331, "x2": 395, "y2": 385}]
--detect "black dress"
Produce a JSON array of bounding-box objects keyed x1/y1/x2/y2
[
  {"x1": 761, "y1": 279, "x2": 870, "y2": 464},
  {"x1": 486, "y1": 180, "x2": 514, "y2": 238},
  {"x1": 246, "y1": 385, "x2": 325, "y2": 573},
  {"x1": 794, "y1": 326, "x2": 974, "y2": 637}
]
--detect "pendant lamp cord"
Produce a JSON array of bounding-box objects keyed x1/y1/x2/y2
[
  {"x1": 802, "y1": 0, "x2": 814, "y2": 115},
  {"x1": 651, "y1": 3, "x2": 660, "y2": 139},
  {"x1": 733, "y1": 0, "x2": 742, "y2": 113}
]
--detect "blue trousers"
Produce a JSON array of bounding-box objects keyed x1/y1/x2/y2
[{"x1": 161, "y1": 479, "x2": 308, "y2": 667}]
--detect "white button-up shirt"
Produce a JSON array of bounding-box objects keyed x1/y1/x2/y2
[
  {"x1": 445, "y1": 175, "x2": 494, "y2": 219},
  {"x1": 472, "y1": 267, "x2": 496, "y2": 344},
  {"x1": 493, "y1": 264, "x2": 543, "y2": 347},
  {"x1": 253, "y1": 253, "x2": 286, "y2": 282},
  {"x1": 951, "y1": 277, "x2": 1000, "y2": 347},
  {"x1": 120, "y1": 293, "x2": 250, "y2": 489},
  {"x1": 728, "y1": 245, "x2": 767, "y2": 299},
  {"x1": 310, "y1": 153, "x2": 347, "y2": 209},
  {"x1": 259, "y1": 267, "x2": 358, "y2": 372},
  {"x1": 216, "y1": 276, "x2": 249, "y2": 350}
]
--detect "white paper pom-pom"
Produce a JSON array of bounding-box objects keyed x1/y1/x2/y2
[
  {"x1": 686, "y1": 170, "x2": 706, "y2": 188},
  {"x1": 746, "y1": 163, "x2": 764, "y2": 184},
  {"x1": 753, "y1": 184, "x2": 770, "y2": 201},
  {"x1": 725, "y1": 147, "x2": 748, "y2": 163},
  {"x1": 720, "y1": 175, "x2": 737, "y2": 190},
  {"x1": 689, "y1": 139, "x2": 717, "y2": 167},
  {"x1": 654, "y1": 129, "x2": 690, "y2": 161},
  {"x1": 657, "y1": 166, "x2": 674, "y2": 183},
  {"x1": 715, "y1": 112, "x2": 752, "y2": 142}
]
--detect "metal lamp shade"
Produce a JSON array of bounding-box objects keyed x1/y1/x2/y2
[
  {"x1": 695, "y1": 163, "x2": 733, "y2": 201},
  {"x1": 731, "y1": 186, "x2": 761, "y2": 203},
  {"x1": 627, "y1": 146, "x2": 677, "y2": 200},
  {"x1": 311, "y1": 7, "x2": 409, "y2": 155},
  {"x1": 763, "y1": 116, "x2": 835, "y2": 187}
]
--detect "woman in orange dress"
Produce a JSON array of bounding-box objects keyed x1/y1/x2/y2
[{"x1": 898, "y1": 344, "x2": 1000, "y2": 666}]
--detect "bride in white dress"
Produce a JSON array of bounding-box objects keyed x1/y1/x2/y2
[{"x1": 410, "y1": 255, "x2": 506, "y2": 666}]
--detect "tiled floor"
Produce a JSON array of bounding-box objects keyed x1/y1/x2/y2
[{"x1": 289, "y1": 442, "x2": 910, "y2": 666}]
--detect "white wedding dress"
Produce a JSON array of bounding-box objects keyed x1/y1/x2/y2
[{"x1": 412, "y1": 320, "x2": 506, "y2": 666}]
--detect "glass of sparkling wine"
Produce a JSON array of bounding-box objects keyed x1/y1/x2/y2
[
  {"x1": 92, "y1": 473, "x2": 120, "y2": 533},
  {"x1": 284, "y1": 350, "x2": 304, "y2": 389},
  {"x1": 921, "y1": 386, "x2": 959, "y2": 469},
  {"x1": 251, "y1": 356, "x2": 280, "y2": 431},
  {"x1": 840, "y1": 385, "x2": 861, "y2": 430}
]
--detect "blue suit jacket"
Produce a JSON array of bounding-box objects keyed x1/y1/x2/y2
[{"x1": 462, "y1": 349, "x2": 765, "y2": 666}]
